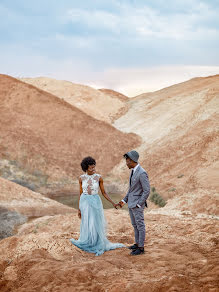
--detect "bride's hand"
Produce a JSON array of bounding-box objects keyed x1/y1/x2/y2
[
  {"x1": 113, "y1": 203, "x2": 118, "y2": 209},
  {"x1": 78, "y1": 209, "x2": 81, "y2": 218}
]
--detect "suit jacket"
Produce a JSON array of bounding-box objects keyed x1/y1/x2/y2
[{"x1": 123, "y1": 165, "x2": 150, "y2": 209}]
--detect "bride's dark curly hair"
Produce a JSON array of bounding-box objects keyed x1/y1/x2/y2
[{"x1": 80, "y1": 156, "x2": 96, "y2": 172}]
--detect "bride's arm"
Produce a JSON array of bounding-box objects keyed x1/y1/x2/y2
[
  {"x1": 99, "y1": 177, "x2": 118, "y2": 209},
  {"x1": 78, "y1": 177, "x2": 83, "y2": 218}
]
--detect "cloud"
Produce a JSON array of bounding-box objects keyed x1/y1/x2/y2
[
  {"x1": 0, "y1": 0, "x2": 219, "y2": 91},
  {"x1": 66, "y1": 9, "x2": 120, "y2": 33},
  {"x1": 64, "y1": 1, "x2": 219, "y2": 41}
]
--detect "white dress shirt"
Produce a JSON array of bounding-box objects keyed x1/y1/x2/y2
[
  {"x1": 122, "y1": 164, "x2": 141, "y2": 208},
  {"x1": 132, "y1": 164, "x2": 139, "y2": 174}
]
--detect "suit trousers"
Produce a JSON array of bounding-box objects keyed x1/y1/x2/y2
[{"x1": 129, "y1": 206, "x2": 145, "y2": 247}]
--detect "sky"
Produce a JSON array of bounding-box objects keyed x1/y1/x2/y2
[{"x1": 1, "y1": 0, "x2": 219, "y2": 96}]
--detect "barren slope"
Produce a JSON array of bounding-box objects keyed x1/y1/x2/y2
[
  {"x1": 113, "y1": 75, "x2": 219, "y2": 198},
  {"x1": 0, "y1": 74, "x2": 140, "y2": 194},
  {"x1": 20, "y1": 77, "x2": 129, "y2": 123},
  {"x1": 98, "y1": 88, "x2": 129, "y2": 101},
  {"x1": 0, "y1": 177, "x2": 73, "y2": 217}
]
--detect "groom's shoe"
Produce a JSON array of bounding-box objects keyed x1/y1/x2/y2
[
  {"x1": 130, "y1": 247, "x2": 144, "y2": 256},
  {"x1": 128, "y1": 243, "x2": 138, "y2": 250}
]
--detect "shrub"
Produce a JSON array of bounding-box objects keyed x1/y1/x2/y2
[
  {"x1": 149, "y1": 187, "x2": 166, "y2": 207},
  {"x1": 168, "y1": 187, "x2": 176, "y2": 192},
  {"x1": 11, "y1": 179, "x2": 36, "y2": 191},
  {"x1": 151, "y1": 186, "x2": 156, "y2": 192},
  {"x1": 177, "y1": 174, "x2": 184, "y2": 178}
]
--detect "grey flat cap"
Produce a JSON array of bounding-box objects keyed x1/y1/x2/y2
[{"x1": 123, "y1": 150, "x2": 139, "y2": 162}]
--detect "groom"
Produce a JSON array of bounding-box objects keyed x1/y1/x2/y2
[{"x1": 118, "y1": 150, "x2": 150, "y2": 256}]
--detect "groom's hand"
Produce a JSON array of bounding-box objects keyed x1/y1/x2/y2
[{"x1": 118, "y1": 201, "x2": 125, "y2": 208}]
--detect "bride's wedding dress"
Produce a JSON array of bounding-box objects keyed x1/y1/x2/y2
[{"x1": 70, "y1": 173, "x2": 125, "y2": 256}]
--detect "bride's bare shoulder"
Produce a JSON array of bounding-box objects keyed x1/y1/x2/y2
[
  {"x1": 97, "y1": 174, "x2": 103, "y2": 181},
  {"x1": 79, "y1": 174, "x2": 85, "y2": 180}
]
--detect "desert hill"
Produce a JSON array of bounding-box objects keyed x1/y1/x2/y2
[
  {"x1": 113, "y1": 75, "x2": 219, "y2": 198},
  {"x1": 0, "y1": 74, "x2": 140, "y2": 194},
  {"x1": 0, "y1": 177, "x2": 74, "y2": 240},
  {"x1": 134, "y1": 75, "x2": 219, "y2": 101},
  {"x1": 0, "y1": 177, "x2": 73, "y2": 217},
  {"x1": 98, "y1": 88, "x2": 129, "y2": 101},
  {"x1": 20, "y1": 77, "x2": 129, "y2": 123}
]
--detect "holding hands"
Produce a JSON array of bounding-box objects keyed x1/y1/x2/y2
[
  {"x1": 114, "y1": 201, "x2": 125, "y2": 209},
  {"x1": 112, "y1": 202, "x2": 119, "y2": 209}
]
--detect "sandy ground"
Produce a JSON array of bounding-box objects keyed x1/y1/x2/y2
[{"x1": 0, "y1": 206, "x2": 218, "y2": 292}]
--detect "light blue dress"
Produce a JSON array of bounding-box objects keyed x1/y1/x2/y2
[{"x1": 70, "y1": 173, "x2": 125, "y2": 256}]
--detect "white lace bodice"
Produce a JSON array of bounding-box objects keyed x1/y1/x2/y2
[{"x1": 80, "y1": 173, "x2": 101, "y2": 195}]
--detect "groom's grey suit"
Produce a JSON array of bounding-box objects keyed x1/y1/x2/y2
[{"x1": 122, "y1": 165, "x2": 150, "y2": 247}]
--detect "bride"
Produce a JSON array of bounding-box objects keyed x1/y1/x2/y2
[{"x1": 70, "y1": 156, "x2": 125, "y2": 256}]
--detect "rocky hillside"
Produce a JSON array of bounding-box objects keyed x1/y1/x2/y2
[
  {"x1": 0, "y1": 74, "x2": 140, "y2": 194},
  {"x1": 113, "y1": 75, "x2": 219, "y2": 199},
  {"x1": 20, "y1": 77, "x2": 129, "y2": 123},
  {"x1": 0, "y1": 177, "x2": 73, "y2": 217},
  {"x1": 0, "y1": 177, "x2": 74, "y2": 240}
]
